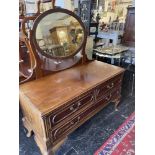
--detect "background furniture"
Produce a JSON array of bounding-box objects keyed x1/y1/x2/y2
[
  {"x1": 97, "y1": 22, "x2": 124, "y2": 47},
  {"x1": 89, "y1": 22, "x2": 99, "y2": 43},
  {"x1": 97, "y1": 31, "x2": 120, "y2": 46},
  {"x1": 93, "y1": 45, "x2": 129, "y2": 65},
  {"x1": 122, "y1": 7, "x2": 135, "y2": 47},
  {"x1": 19, "y1": 0, "x2": 55, "y2": 32},
  {"x1": 78, "y1": 0, "x2": 92, "y2": 35},
  {"x1": 19, "y1": 15, "x2": 43, "y2": 84},
  {"x1": 19, "y1": 33, "x2": 39, "y2": 84},
  {"x1": 49, "y1": 26, "x2": 71, "y2": 45},
  {"x1": 121, "y1": 48, "x2": 135, "y2": 97},
  {"x1": 19, "y1": 8, "x2": 125, "y2": 155},
  {"x1": 78, "y1": 0, "x2": 99, "y2": 41}
]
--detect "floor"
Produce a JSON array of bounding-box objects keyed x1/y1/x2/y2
[{"x1": 19, "y1": 70, "x2": 135, "y2": 155}]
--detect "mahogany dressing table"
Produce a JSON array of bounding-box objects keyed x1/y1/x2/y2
[{"x1": 19, "y1": 8, "x2": 125, "y2": 155}]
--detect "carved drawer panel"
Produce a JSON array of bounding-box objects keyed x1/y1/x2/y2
[
  {"x1": 49, "y1": 88, "x2": 121, "y2": 143},
  {"x1": 48, "y1": 91, "x2": 94, "y2": 127},
  {"x1": 95, "y1": 74, "x2": 123, "y2": 101}
]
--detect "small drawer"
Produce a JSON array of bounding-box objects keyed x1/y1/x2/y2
[
  {"x1": 49, "y1": 92, "x2": 94, "y2": 127},
  {"x1": 95, "y1": 74, "x2": 122, "y2": 101},
  {"x1": 50, "y1": 115, "x2": 81, "y2": 142},
  {"x1": 50, "y1": 89, "x2": 121, "y2": 142}
]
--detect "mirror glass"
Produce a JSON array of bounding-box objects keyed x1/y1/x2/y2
[{"x1": 35, "y1": 12, "x2": 84, "y2": 58}]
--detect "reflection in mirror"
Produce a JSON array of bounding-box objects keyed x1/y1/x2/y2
[{"x1": 36, "y1": 12, "x2": 84, "y2": 57}]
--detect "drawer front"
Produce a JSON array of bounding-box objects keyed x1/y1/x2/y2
[
  {"x1": 49, "y1": 91, "x2": 94, "y2": 127},
  {"x1": 95, "y1": 74, "x2": 123, "y2": 101},
  {"x1": 50, "y1": 88, "x2": 121, "y2": 142}
]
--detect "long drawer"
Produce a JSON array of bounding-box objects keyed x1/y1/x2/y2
[
  {"x1": 49, "y1": 87, "x2": 121, "y2": 143},
  {"x1": 48, "y1": 91, "x2": 94, "y2": 127}
]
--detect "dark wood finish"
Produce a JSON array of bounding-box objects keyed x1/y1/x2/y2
[
  {"x1": 19, "y1": 61, "x2": 125, "y2": 154},
  {"x1": 50, "y1": 87, "x2": 121, "y2": 143},
  {"x1": 122, "y1": 7, "x2": 135, "y2": 47},
  {"x1": 49, "y1": 91, "x2": 94, "y2": 126}
]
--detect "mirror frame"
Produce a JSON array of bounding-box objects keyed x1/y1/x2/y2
[{"x1": 32, "y1": 8, "x2": 87, "y2": 59}]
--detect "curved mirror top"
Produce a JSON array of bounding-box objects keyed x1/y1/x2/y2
[{"x1": 35, "y1": 12, "x2": 84, "y2": 58}]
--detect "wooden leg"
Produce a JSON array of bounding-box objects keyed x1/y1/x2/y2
[
  {"x1": 34, "y1": 135, "x2": 67, "y2": 155},
  {"x1": 34, "y1": 136, "x2": 51, "y2": 155},
  {"x1": 22, "y1": 117, "x2": 33, "y2": 137},
  {"x1": 114, "y1": 97, "x2": 121, "y2": 111},
  {"x1": 52, "y1": 137, "x2": 67, "y2": 154}
]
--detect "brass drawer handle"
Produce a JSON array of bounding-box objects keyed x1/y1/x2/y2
[
  {"x1": 69, "y1": 102, "x2": 81, "y2": 112},
  {"x1": 107, "y1": 83, "x2": 114, "y2": 89},
  {"x1": 105, "y1": 94, "x2": 112, "y2": 101},
  {"x1": 70, "y1": 95, "x2": 94, "y2": 112},
  {"x1": 95, "y1": 89, "x2": 100, "y2": 97},
  {"x1": 90, "y1": 96, "x2": 94, "y2": 102},
  {"x1": 71, "y1": 116, "x2": 80, "y2": 125}
]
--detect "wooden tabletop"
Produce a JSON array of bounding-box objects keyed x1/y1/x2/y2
[{"x1": 19, "y1": 61, "x2": 124, "y2": 115}]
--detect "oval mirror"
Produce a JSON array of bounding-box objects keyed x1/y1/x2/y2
[{"x1": 32, "y1": 8, "x2": 86, "y2": 59}]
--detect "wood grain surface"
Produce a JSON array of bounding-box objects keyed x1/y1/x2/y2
[{"x1": 20, "y1": 61, "x2": 124, "y2": 114}]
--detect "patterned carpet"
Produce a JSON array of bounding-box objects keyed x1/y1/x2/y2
[{"x1": 94, "y1": 112, "x2": 135, "y2": 155}]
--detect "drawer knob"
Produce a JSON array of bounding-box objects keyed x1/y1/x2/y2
[
  {"x1": 70, "y1": 106, "x2": 74, "y2": 111},
  {"x1": 107, "y1": 83, "x2": 114, "y2": 89},
  {"x1": 77, "y1": 101, "x2": 81, "y2": 106}
]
